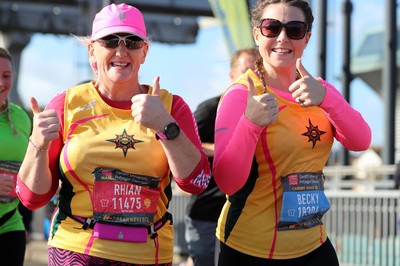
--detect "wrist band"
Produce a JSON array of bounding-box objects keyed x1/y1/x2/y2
[{"x1": 29, "y1": 137, "x2": 48, "y2": 152}]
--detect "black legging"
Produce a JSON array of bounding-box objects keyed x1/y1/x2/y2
[
  {"x1": 0, "y1": 230, "x2": 26, "y2": 266},
  {"x1": 218, "y1": 238, "x2": 339, "y2": 266}
]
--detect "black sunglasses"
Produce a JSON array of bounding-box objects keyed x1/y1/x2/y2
[
  {"x1": 96, "y1": 34, "x2": 146, "y2": 50},
  {"x1": 259, "y1": 19, "x2": 308, "y2": 40}
]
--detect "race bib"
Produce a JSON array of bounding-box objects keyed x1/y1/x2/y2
[
  {"x1": 278, "y1": 172, "x2": 330, "y2": 231},
  {"x1": 92, "y1": 168, "x2": 160, "y2": 226},
  {"x1": 0, "y1": 161, "x2": 20, "y2": 203}
]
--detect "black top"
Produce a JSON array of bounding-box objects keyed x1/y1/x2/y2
[{"x1": 185, "y1": 96, "x2": 226, "y2": 221}]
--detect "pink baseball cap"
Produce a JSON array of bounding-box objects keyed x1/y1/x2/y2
[{"x1": 91, "y1": 3, "x2": 147, "y2": 40}]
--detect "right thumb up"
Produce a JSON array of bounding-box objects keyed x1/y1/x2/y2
[
  {"x1": 245, "y1": 76, "x2": 278, "y2": 127},
  {"x1": 247, "y1": 76, "x2": 257, "y2": 97},
  {"x1": 29, "y1": 96, "x2": 60, "y2": 144},
  {"x1": 30, "y1": 97, "x2": 42, "y2": 115}
]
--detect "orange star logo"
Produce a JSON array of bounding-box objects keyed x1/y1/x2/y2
[
  {"x1": 301, "y1": 119, "x2": 326, "y2": 148},
  {"x1": 106, "y1": 129, "x2": 143, "y2": 157}
]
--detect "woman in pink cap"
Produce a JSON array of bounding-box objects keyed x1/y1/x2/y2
[{"x1": 17, "y1": 3, "x2": 211, "y2": 266}]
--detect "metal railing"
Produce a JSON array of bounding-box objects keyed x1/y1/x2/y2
[
  {"x1": 324, "y1": 164, "x2": 397, "y2": 190},
  {"x1": 325, "y1": 190, "x2": 400, "y2": 266}
]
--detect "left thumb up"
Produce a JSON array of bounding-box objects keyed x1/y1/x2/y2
[
  {"x1": 152, "y1": 76, "x2": 160, "y2": 96},
  {"x1": 296, "y1": 58, "x2": 312, "y2": 78}
]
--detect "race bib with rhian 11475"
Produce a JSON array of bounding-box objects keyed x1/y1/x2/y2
[{"x1": 92, "y1": 168, "x2": 161, "y2": 226}]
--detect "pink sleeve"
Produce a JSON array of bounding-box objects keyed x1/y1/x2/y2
[
  {"x1": 17, "y1": 92, "x2": 65, "y2": 210},
  {"x1": 16, "y1": 180, "x2": 57, "y2": 210},
  {"x1": 318, "y1": 78, "x2": 372, "y2": 151},
  {"x1": 213, "y1": 85, "x2": 264, "y2": 195},
  {"x1": 170, "y1": 96, "x2": 211, "y2": 194}
]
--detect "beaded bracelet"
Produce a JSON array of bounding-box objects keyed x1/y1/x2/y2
[{"x1": 29, "y1": 137, "x2": 48, "y2": 152}]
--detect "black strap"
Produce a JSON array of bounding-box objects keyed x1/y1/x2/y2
[
  {"x1": 148, "y1": 212, "x2": 173, "y2": 239},
  {"x1": 61, "y1": 209, "x2": 173, "y2": 237},
  {"x1": 0, "y1": 208, "x2": 17, "y2": 226}
]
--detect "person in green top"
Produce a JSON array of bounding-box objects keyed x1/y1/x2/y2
[{"x1": 0, "y1": 47, "x2": 31, "y2": 266}]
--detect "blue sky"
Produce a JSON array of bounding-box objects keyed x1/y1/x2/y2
[{"x1": 17, "y1": 0, "x2": 386, "y2": 147}]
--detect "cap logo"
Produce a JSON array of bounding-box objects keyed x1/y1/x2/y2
[
  {"x1": 117, "y1": 12, "x2": 126, "y2": 20},
  {"x1": 91, "y1": 4, "x2": 146, "y2": 40}
]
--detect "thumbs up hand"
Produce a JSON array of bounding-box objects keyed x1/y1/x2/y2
[
  {"x1": 29, "y1": 96, "x2": 60, "y2": 150},
  {"x1": 245, "y1": 76, "x2": 278, "y2": 127},
  {"x1": 131, "y1": 76, "x2": 172, "y2": 131},
  {"x1": 288, "y1": 58, "x2": 326, "y2": 107}
]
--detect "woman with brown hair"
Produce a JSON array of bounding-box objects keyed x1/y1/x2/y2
[{"x1": 213, "y1": 1, "x2": 371, "y2": 265}]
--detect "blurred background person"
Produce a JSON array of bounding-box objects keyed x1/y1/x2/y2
[
  {"x1": 0, "y1": 47, "x2": 31, "y2": 266},
  {"x1": 18, "y1": 202, "x2": 33, "y2": 241},
  {"x1": 184, "y1": 47, "x2": 258, "y2": 266}
]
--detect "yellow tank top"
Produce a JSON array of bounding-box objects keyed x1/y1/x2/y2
[
  {"x1": 216, "y1": 70, "x2": 334, "y2": 259},
  {"x1": 49, "y1": 82, "x2": 176, "y2": 264}
]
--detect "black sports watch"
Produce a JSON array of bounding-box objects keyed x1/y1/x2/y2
[{"x1": 155, "y1": 122, "x2": 180, "y2": 140}]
